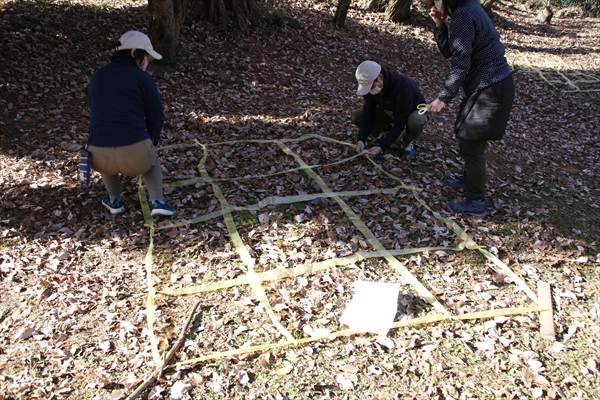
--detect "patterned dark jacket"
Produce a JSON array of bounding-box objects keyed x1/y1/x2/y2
[{"x1": 433, "y1": 0, "x2": 512, "y2": 104}]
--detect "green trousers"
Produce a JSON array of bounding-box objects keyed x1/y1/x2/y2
[{"x1": 459, "y1": 139, "x2": 487, "y2": 201}]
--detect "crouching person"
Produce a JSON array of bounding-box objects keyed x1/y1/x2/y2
[
  {"x1": 87, "y1": 30, "x2": 175, "y2": 217},
  {"x1": 351, "y1": 60, "x2": 429, "y2": 158}
]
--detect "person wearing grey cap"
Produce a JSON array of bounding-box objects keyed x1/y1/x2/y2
[
  {"x1": 351, "y1": 60, "x2": 429, "y2": 159},
  {"x1": 86, "y1": 30, "x2": 176, "y2": 217}
]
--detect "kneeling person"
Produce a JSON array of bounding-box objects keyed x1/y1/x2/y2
[{"x1": 352, "y1": 60, "x2": 428, "y2": 158}]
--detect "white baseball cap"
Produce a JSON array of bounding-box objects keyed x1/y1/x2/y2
[
  {"x1": 116, "y1": 30, "x2": 162, "y2": 60},
  {"x1": 355, "y1": 60, "x2": 381, "y2": 96}
]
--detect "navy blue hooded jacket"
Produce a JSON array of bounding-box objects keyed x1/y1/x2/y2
[
  {"x1": 88, "y1": 55, "x2": 163, "y2": 147},
  {"x1": 357, "y1": 69, "x2": 426, "y2": 153}
]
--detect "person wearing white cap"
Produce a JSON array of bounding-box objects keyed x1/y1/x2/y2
[
  {"x1": 351, "y1": 60, "x2": 429, "y2": 159},
  {"x1": 86, "y1": 30, "x2": 176, "y2": 217}
]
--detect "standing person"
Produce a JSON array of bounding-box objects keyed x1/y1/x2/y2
[
  {"x1": 428, "y1": 0, "x2": 515, "y2": 217},
  {"x1": 87, "y1": 30, "x2": 175, "y2": 217},
  {"x1": 352, "y1": 60, "x2": 429, "y2": 158}
]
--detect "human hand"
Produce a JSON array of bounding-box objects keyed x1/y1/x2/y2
[
  {"x1": 356, "y1": 141, "x2": 365, "y2": 154},
  {"x1": 365, "y1": 146, "x2": 382, "y2": 157},
  {"x1": 429, "y1": 6, "x2": 444, "y2": 26},
  {"x1": 428, "y1": 99, "x2": 446, "y2": 113}
]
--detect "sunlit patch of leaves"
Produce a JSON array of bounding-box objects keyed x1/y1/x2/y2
[{"x1": 1, "y1": 0, "x2": 599, "y2": 398}]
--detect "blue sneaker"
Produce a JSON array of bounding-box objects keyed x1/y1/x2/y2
[
  {"x1": 102, "y1": 195, "x2": 125, "y2": 215},
  {"x1": 446, "y1": 198, "x2": 488, "y2": 217},
  {"x1": 401, "y1": 143, "x2": 415, "y2": 158},
  {"x1": 151, "y1": 199, "x2": 175, "y2": 217},
  {"x1": 444, "y1": 179, "x2": 466, "y2": 191}
]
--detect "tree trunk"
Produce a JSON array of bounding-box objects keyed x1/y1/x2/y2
[
  {"x1": 480, "y1": 0, "x2": 498, "y2": 16},
  {"x1": 174, "y1": 0, "x2": 187, "y2": 30},
  {"x1": 536, "y1": 6, "x2": 553, "y2": 24},
  {"x1": 333, "y1": 0, "x2": 352, "y2": 28},
  {"x1": 191, "y1": 0, "x2": 257, "y2": 29},
  {"x1": 367, "y1": 0, "x2": 386, "y2": 12},
  {"x1": 386, "y1": 0, "x2": 412, "y2": 22},
  {"x1": 148, "y1": 0, "x2": 187, "y2": 65},
  {"x1": 357, "y1": 0, "x2": 413, "y2": 22}
]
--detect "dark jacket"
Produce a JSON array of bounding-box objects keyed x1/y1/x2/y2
[
  {"x1": 433, "y1": 0, "x2": 512, "y2": 104},
  {"x1": 357, "y1": 69, "x2": 426, "y2": 153},
  {"x1": 87, "y1": 55, "x2": 163, "y2": 147}
]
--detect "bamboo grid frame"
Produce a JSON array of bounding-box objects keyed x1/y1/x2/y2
[
  {"x1": 511, "y1": 52, "x2": 600, "y2": 92},
  {"x1": 132, "y1": 135, "x2": 549, "y2": 369}
]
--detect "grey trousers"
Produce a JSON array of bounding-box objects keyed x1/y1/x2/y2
[{"x1": 88, "y1": 139, "x2": 164, "y2": 201}]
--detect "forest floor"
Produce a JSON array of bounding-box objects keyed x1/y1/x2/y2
[{"x1": 0, "y1": 0, "x2": 599, "y2": 398}]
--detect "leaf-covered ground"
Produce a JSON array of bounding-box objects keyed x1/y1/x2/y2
[{"x1": 1, "y1": 0, "x2": 599, "y2": 398}]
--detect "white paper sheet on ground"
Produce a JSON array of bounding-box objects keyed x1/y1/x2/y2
[{"x1": 339, "y1": 280, "x2": 399, "y2": 336}]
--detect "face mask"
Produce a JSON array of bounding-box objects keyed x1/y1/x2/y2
[
  {"x1": 434, "y1": 0, "x2": 443, "y2": 12},
  {"x1": 369, "y1": 79, "x2": 382, "y2": 95}
]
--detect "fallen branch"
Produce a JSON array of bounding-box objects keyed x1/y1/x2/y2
[{"x1": 125, "y1": 299, "x2": 202, "y2": 400}]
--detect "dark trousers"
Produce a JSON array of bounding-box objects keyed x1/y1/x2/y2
[
  {"x1": 455, "y1": 75, "x2": 514, "y2": 201},
  {"x1": 351, "y1": 106, "x2": 427, "y2": 148},
  {"x1": 351, "y1": 106, "x2": 394, "y2": 138},
  {"x1": 459, "y1": 139, "x2": 487, "y2": 201}
]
